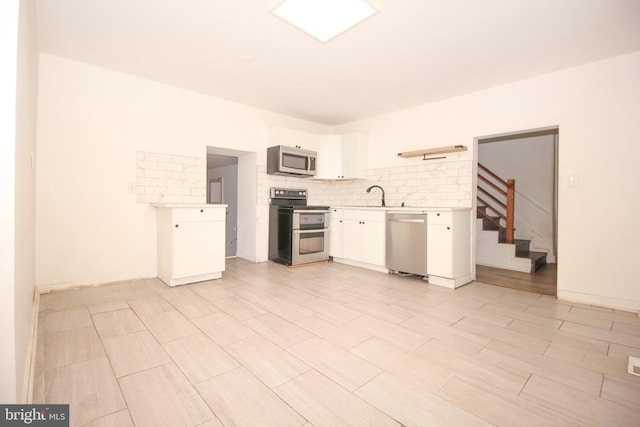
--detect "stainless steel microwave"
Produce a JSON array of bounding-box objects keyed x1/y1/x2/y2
[{"x1": 267, "y1": 145, "x2": 317, "y2": 177}]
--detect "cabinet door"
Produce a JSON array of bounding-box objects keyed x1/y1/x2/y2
[
  {"x1": 361, "y1": 220, "x2": 386, "y2": 266},
  {"x1": 342, "y1": 219, "x2": 364, "y2": 261},
  {"x1": 330, "y1": 218, "x2": 344, "y2": 258},
  {"x1": 427, "y1": 224, "x2": 453, "y2": 278},
  {"x1": 342, "y1": 133, "x2": 368, "y2": 179},
  {"x1": 271, "y1": 126, "x2": 318, "y2": 151},
  {"x1": 316, "y1": 135, "x2": 343, "y2": 179},
  {"x1": 342, "y1": 214, "x2": 385, "y2": 267},
  {"x1": 172, "y1": 221, "x2": 224, "y2": 278}
]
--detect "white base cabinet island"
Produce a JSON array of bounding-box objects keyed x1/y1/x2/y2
[{"x1": 152, "y1": 204, "x2": 226, "y2": 286}]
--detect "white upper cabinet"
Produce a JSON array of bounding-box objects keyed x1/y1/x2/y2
[
  {"x1": 341, "y1": 132, "x2": 368, "y2": 180},
  {"x1": 270, "y1": 126, "x2": 318, "y2": 151},
  {"x1": 269, "y1": 127, "x2": 368, "y2": 180},
  {"x1": 315, "y1": 135, "x2": 343, "y2": 179},
  {"x1": 315, "y1": 132, "x2": 368, "y2": 180}
]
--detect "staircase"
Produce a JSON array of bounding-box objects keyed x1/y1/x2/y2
[
  {"x1": 476, "y1": 205, "x2": 547, "y2": 273},
  {"x1": 476, "y1": 163, "x2": 547, "y2": 273}
]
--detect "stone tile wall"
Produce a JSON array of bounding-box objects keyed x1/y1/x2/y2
[
  {"x1": 136, "y1": 152, "x2": 471, "y2": 208},
  {"x1": 135, "y1": 151, "x2": 206, "y2": 203},
  {"x1": 258, "y1": 158, "x2": 473, "y2": 208}
]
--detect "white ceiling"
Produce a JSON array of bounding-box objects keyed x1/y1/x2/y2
[{"x1": 34, "y1": 0, "x2": 640, "y2": 126}]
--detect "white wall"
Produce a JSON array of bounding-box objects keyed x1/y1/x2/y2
[
  {"x1": 0, "y1": 0, "x2": 20, "y2": 404},
  {"x1": 334, "y1": 52, "x2": 640, "y2": 312},
  {"x1": 1, "y1": 0, "x2": 38, "y2": 403},
  {"x1": 36, "y1": 54, "x2": 326, "y2": 287},
  {"x1": 36, "y1": 51, "x2": 640, "y2": 312}
]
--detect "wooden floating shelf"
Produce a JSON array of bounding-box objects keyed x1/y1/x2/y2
[{"x1": 397, "y1": 145, "x2": 467, "y2": 159}]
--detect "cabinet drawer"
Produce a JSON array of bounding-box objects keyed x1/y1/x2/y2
[
  {"x1": 330, "y1": 208, "x2": 344, "y2": 219},
  {"x1": 428, "y1": 211, "x2": 452, "y2": 225},
  {"x1": 343, "y1": 209, "x2": 385, "y2": 222},
  {"x1": 172, "y1": 207, "x2": 225, "y2": 222}
]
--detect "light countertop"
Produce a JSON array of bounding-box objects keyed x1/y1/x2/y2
[
  {"x1": 150, "y1": 203, "x2": 227, "y2": 208},
  {"x1": 331, "y1": 206, "x2": 470, "y2": 212}
]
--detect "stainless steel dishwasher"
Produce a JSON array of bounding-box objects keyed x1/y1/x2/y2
[{"x1": 386, "y1": 211, "x2": 428, "y2": 276}]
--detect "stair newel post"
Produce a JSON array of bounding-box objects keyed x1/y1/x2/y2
[{"x1": 505, "y1": 179, "x2": 515, "y2": 244}]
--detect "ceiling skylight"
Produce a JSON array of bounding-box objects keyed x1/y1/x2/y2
[{"x1": 271, "y1": 0, "x2": 379, "y2": 43}]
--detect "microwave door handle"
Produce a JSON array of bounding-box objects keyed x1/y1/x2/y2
[{"x1": 307, "y1": 155, "x2": 311, "y2": 172}]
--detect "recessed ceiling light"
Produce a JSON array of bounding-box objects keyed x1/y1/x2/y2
[{"x1": 271, "y1": 0, "x2": 379, "y2": 43}]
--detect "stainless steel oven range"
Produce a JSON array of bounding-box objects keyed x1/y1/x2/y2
[{"x1": 268, "y1": 188, "x2": 330, "y2": 266}]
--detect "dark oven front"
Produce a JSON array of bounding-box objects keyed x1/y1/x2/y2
[{"x1": 269, "y1": 207, "x2": 330, "y2": 266}]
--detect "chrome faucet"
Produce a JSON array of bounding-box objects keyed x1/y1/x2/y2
[{"x1": 366, "y1": 185, "x2": 386, "y2": 207}]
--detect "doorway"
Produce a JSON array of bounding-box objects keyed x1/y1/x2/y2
[
  {"x1": 209, "y1": 177, "x2": 224, "y2": 204},
  {"x1": 474, "y1": 127, "x2": 558, "y2": 294},
  {"x1": 206, "y1": 146, "x2": 260, "y2": 262},
  {"x1": 207, "y1": 153, "x2": 238, "y2": 257}
]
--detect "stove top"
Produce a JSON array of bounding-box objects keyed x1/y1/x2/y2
[
  {"x1": 270, "y1": 187, "x2": 307, "y2": 200},
  {"x1": 269, "y1": 187, "x2": 328, "y2": 211}
]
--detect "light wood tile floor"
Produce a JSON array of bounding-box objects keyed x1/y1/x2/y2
[
  {"x1": 33, "y1": 258, "x2": 640, "y2": 426},
  {"x1": 476, "y1": 264, "x2": 557, "y2": 296}
]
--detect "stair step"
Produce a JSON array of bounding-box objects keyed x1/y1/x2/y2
[
  {"x1": 514, "y1": 239, "x2": 531, "y2": 256},
  {"x1": 482, "y1": 217, "x2": 501, "y2": 231},
  {"x1": 516, "y1": 251, "x2": 547, "y2": 273}
]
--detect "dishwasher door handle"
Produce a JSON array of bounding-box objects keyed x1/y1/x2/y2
[{"x1": 389, "y1": 218, "x2": 425, "y2": 224}]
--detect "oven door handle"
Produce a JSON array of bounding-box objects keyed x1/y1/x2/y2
[{"x1": 293, "y1": 228, "x2": 329, "y2": 234}]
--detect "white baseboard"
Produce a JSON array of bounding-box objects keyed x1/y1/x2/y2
[
  {"x1": 24, "y1": 288, "x2": 40, "y2": 403},
  {"x1": 557, "y1": 290, "x2": 640, "y2": 314},
  {"x1": 428, "y1": 273, "x2": 474, "y2": 289},
  {"x1": 331, "y1": 257, "x2": 388, "y2": 274}
]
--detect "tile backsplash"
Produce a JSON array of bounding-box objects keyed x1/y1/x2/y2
[
  {"x1": 258, "y1": 158, "x2": 472, "y2": 208},
  {"x1": 135, "y1": 151, "x2": 206, "y2": 203},
  {"x1": 136, "y1": 151, "x2": 471, "y2": 208}
]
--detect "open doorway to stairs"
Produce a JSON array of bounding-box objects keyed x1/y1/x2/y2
[{"x1": 474, "y1": 127, "x2": 558, "y2": 295}]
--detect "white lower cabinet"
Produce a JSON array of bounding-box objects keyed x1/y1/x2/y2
[
  {"x1": 332, "y1": 209, "x2": 386, "y2": 270},
  {"x1": 330, "y1": 206, "x2": 472, "y2": 287},
  {"x1": 426, "y1": 210, "x2": 471, "y2": 288},
  {"x1": 154, "y1": 204, "x2": 226, "y2": 286},
  {"x1": 329, "y1": 208, "x2": 344, "y2": 258}
]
